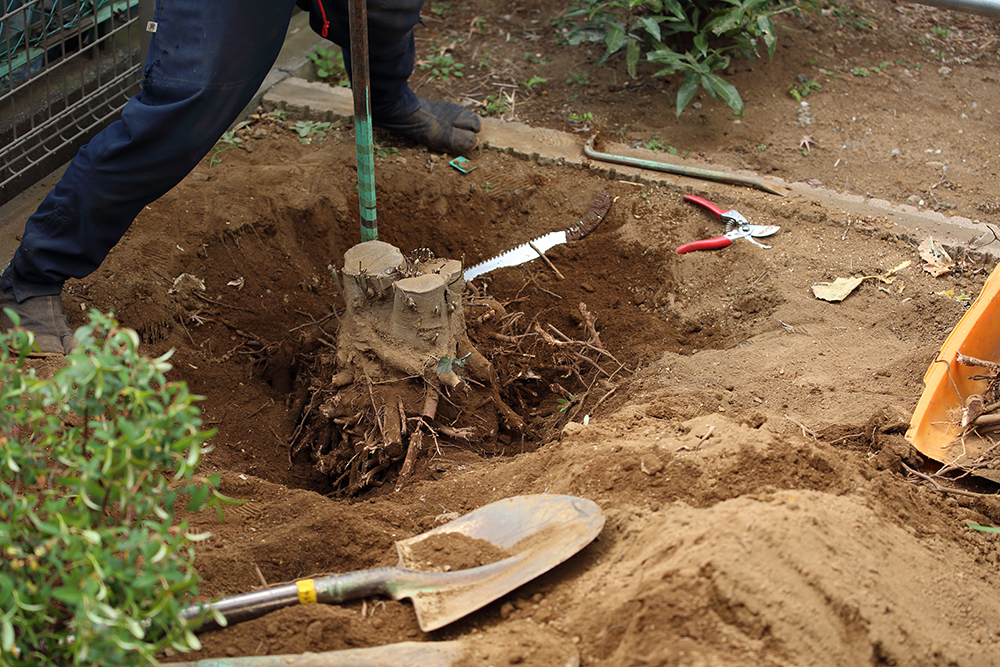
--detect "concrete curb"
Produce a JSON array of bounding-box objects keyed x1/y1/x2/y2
[{"x1": 262, "y1": 74, "x2": 994, "y2": 259}]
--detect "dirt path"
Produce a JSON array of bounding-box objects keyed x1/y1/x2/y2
[{"x1": 56, "y1": 0, "x2": 1000, "y2": 664}]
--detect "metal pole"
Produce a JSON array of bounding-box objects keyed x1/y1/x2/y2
[
  {"x1": 348, "y1": 0, "x2": 377, "y2": 242},
  {"x1": 913, "y1": 0, "x2": 1000, "y2": 18}
]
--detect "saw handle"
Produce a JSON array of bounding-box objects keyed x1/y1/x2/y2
[
  {"x1": 683, "y1": 194, "x2": 729, "y2": 219},
  {"x1": 566, "y1": 191, "x2": 612, "y2": 241},
  {"x1": 676, "y1": 235, "x2": 733, "y2": 254}
]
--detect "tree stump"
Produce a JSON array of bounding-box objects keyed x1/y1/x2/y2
[{"x1": 291, "y1": 241, "x2": 522, "y2": 494}]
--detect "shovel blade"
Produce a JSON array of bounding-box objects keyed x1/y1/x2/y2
[
  {"x1": 394, "y1": 494, "x2": 604, "y2": 631},
  {"x1": 907, "y1": 262, "x2": 1000, "y2": 478}
]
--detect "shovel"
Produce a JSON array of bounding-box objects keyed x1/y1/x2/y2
[
  {"x1": 907, "y1": 262, "x2": 1000, "y2": 480},
  {"x1": 181, "y1": 494, "x2": 604, "y2": 633}
]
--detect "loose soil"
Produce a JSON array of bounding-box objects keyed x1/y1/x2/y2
[{"x1": 48, "y1": 0, "x2": 1000, "y2": 664}]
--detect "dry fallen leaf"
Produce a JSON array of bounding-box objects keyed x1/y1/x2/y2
[
  {"x1": 918, "y1": 237, "x2": 953, "y2": 277},
  {"x1": 812, "y1": 276, "x2": 865, "y2": 302}
]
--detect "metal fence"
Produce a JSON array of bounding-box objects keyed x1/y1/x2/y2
[{"x1": 0, "y1": 0, "x2": 143, "y2": 206}]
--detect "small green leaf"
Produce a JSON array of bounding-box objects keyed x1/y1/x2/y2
[
  {"x1": 52, "y1": 586, "x2": 85, "y2": 606},
  {"x1": 757, "y1": 15, "x2": 776, "y2": 58},
  {"x1": 436, "y1": 356, "x2": 454, "y2": 375},
  {"x1": 676, "y1": 71, "x2": 699, "y2": 117},
  {"x1": 605, "y1": 23, "x2": 625, "y2": 54},
  {"x1": 637, "y1": 16, "x2": 662, "y2": 42},
  {"x1": 693, "y1": 33, "x2": 708, "y2": 58},
  {"x1": 967, "y1": 522, "x2": 1000, "y2": 534},
  {"x1": 700, "y1": 72, "x2": 743, "y2": 115},
  {"x1": 1, "y1": 617, "x2": 13, "y2": 652},
  {"x1": 150, "y1": 541, "x2": 169, "y2": 564},
  {"x1": 186, "y1": 483, "x2": 211, "y2": 511},
  {"x1": 626, "y1": 40, "x2": 640, "y2": 79}
]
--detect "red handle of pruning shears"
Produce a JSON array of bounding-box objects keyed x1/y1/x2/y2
[
  {"x1": 676, "y1": 235, "x2": 734, "y2": 254},
  {"x1": 683, "y1": 194, "x2": 728, "y2": 218}
]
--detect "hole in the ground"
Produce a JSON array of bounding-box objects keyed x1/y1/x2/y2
[{"x1": 105, "y1": 146, "x2": 783, "y2": 498}]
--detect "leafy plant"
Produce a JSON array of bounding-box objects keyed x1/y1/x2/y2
[
  {"x1": 788, "y1": 78, "x2": 820, "y2": 102},
  {"x1": 308, "y1": 45, "x2": 350, "y2": 87},
  {"x1": 569, "y1": 111, "x2": 595, "y2": 123},
  {"x1": 374, "y1": 141, "x2": 398, "y2": 159},
  {"x1": 0, "y1": 311, "x2": 229, "y2": 666},
  {"x1": 644, "y1": 135, "x2": 677, "y2": 154},
  {"x1": 827, "y1": 2, "x2": 872, "y2": 30},
  {"x1": 566, "y1": 71, "x2": 591, "y2": 87},
  {"x1": 209, "y1": 130, "x2": 243, "y2": 167},
  {"x1": 268, "y1": 109, "x2": 288, "y2": 122},
  {"x1": 480, "y1": 94, "x2": 509, "y2": 117},
  {"x1": 420, "y1": 54, "x2": 465, "y2": 82},
  {"x1": 524, "y1": 76, "x2": 548, "y2": 90},
  {"x1": 930, "y1": 25, "x2": 951, "y2": 40},
  {"x1": 291, "y1": 120, "x2": 331, "y2": 145},
  {"x1": 556, "y1": 394, "x2": 579, "y2": 414},
  {"x1": 429, "y1": 1, "x2": 450, "y2": 17},
  {"x1": 436, "y1": 352, "x2": 472, "y2": 377},
  {"x1": 558, "y1": 0, "x2": 811, "y2": 116}
]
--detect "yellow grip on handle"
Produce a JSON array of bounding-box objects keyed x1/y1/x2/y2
[{"x1": 296, "y1": 579, "x2": 317, "y2": 605}]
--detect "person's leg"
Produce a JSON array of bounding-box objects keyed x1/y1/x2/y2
[
  {"x1": 1, "y1": 0, "x2": 297, "y2": 355},
  {"x1": 309, "y1": 0, "x2": 481, "y2": 154}
]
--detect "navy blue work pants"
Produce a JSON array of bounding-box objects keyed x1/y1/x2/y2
[{"x1": 3, "y1": 0, "x2": 422, "y2": 300}]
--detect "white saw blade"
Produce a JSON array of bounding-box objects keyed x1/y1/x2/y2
[{"x1": 464, "y1": 231, "x2": 568, "y2": 281}]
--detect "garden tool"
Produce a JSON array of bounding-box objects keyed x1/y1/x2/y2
[
  {"x1": 584, "y1": 134, "x2": 787, "y2": 197},
  {"x1": 181, "y1": 494, "x2": 604, "y2": 633},
  {"x1": 349, "y1": 0, "x2": 377, "y2": 241},
  {"x1": 675, "y1": 194, "x2": 780, "y2": 254},
  {"x1": 907, "y1": 262, "x2": 1000, "y2": 481},
  {"x1": 464, "y1": 191, "x2": 612, "y2": 280}
]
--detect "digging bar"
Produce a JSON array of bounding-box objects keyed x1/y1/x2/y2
[
  {"x1": 180, "y1": 494, "x2": 604, "y2": 633},
  {"x1": 349, "y1": 0, "x2": 377, "y2": 241}
]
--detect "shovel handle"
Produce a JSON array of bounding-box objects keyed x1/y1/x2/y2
[
  {"x1": 676, "y1": 236, "x2": 733, "y2": 254},
  {"x1": 181, "y1": 569, "x2": 397, "y2": 632}
]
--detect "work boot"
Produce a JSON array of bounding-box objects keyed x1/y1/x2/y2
[
  {"x1": 374, "y1": 96, "x2": 482, "y2": 155},
  {"x1": 0, "y1": 289, "x2": 77, "y2": 357}
]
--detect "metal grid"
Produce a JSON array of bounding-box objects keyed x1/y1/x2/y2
[{"x1": 0, "y1": 0, "x2": 142, "y2": 205}]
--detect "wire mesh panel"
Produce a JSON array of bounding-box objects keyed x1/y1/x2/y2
[{"x1": 0, "y1": 0, "x2": 142, "y2": 205}]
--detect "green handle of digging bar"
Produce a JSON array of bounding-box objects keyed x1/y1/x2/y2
[
  {"x1": 583, "y1": 134, "x2": 787, "y2": 197},
  {"x1": 349, "y1": 0, "x2": 377, "y2": 241}
]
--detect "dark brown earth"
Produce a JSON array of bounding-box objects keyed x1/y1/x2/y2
[{"x1": 41, "y1": 0, "x2": 1000, "y2": 664}]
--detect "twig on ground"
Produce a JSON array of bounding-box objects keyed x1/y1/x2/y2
[
  {"x1": 253, "y1": 563, "x2": 268, "y2": 589},
  {"x1": 901, "y1": 462, "x2": 989, "y2": 498},
  {"x1": 785, "y1": 415, "x2": 820, "y2": 439},
  {"x1": 289, "y1": 311, "x2": 338, "y2": 332},
  {"x1": 578, "y1": 302, "x2": 603, "y2": 348},
  {"x1": 593, "y1": 385, "x2": 618, "y2": 411},
  {"x1": 528, "y1": 241, "x2": 565, "y2": 280}
]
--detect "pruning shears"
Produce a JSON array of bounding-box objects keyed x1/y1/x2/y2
[{"x1": 676, "y1": 194, "x2": 780, "y2": 254}]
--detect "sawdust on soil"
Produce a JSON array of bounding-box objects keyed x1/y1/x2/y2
[{"x1": 39, "y1": 0, "x2": 1000, "y2": 664}]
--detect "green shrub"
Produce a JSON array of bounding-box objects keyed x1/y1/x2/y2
[
  {"x1": 0, "y1": 311, "x2": 227, "y2": 666},
  {"x1": 557, "y1": 0, "x2": 812, "y2": 116}
]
